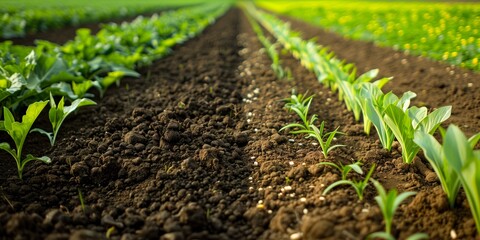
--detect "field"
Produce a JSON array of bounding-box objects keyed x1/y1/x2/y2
[{"x1": 0, "y1": 1, "x2": 479, "y2": 239}]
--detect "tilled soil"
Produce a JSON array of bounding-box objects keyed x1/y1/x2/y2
[{"x1": 0, "y1": 8, "x2": 479, "y2": 240}]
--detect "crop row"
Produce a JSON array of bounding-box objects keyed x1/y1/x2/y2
[
  {"x1": 0, "y1": 2, "x2": 231, "y2": 179},
  {"x1": 1, "y1": 6, "x2": 156, "y2": 39},
  {"x1": 259, "y1": 1, "x2": 480, "y2": 72},
  {"x1": 244, "y1": 3, "x2": 480, "y2": 238}
]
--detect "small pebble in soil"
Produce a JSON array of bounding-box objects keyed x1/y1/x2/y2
[
  {"x1": 467, "y1": 82, "x2": 473, "y2": 87},
  {"x1": 303, "y1": 209, "x2": 308, "y2": 214},
  {"x1": 300, "y1": 198, "x2": 307, "y2": 202},
  {"x1": 450, "y1": 230, "x2": 457, "y2": 239},
  {"x1": 290, "y1": 232, "x2": 303, "y2": 240},
  {"x1": 288, "y1": 139, "x2": 295, "y2": 142},
  {"x1": 289, "y1": 161, "x2": 294, "y2": 166},
  {"x1": 284, "y1": 186, "x2": 292, "y2": 191},
  {"x1": 319, "y1": 196, "x2": 326, "y2": 201},
  {"x1": 253, "y1": 161, "x2": 258, "y2": 166}
]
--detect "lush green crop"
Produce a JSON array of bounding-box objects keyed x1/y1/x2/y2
[
  {"x1": 0, "y1": 0, "x2": 218, "y2": 38},
  {"x1": 259, "y1": 1, "x2": 480, "y2": 71}
]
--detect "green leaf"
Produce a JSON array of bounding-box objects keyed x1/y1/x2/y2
[
  {"x1": 414, "y1": 130, "x2": 460, "y2": 207},
  {"x1": 384, "y1": 104, "x2": 419, "y2": 163},
  {"x1": 444, "y1": 125, "x2": 480, "y2": 233},
  {"x1": 367, "y1": 232, "x2": 395, "y2": 240},
  {"x1": 405, "y1": 233, "x2": 429, "y2": 240},
  {"x1": 418, "y1": 106, "x2": 451, "y2": 134}
]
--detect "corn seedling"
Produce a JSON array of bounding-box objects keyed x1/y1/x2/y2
[
  {"x1": 32, "y1": 93, "x2": 96, "y2": 146},
  {"x1": 356, "y1": 78, "x2": 391, "y2": 135},
  {"x1": 0, "y1": 101, "x2": 51, "y2": 180},
  {"x1": 323, "y1": 164, "x2": 375, "y2": 201},
  {"x1": 414, "y1": 130, "x2": 461, "y2": 208},
  {"x1": 384, "y1": 105, "x2": 451, "y2": 164},
  {"x1": 319, "y1": 160, "x2": 363, "y2": 180},
  {"x1": 360, "y1": 84, "x2": 416, "y2": 151},
  {"x1": 295, "y1": 121, "x2": 345, "y2": 158},
  {"x1": 368, "y1": 180, "x2": 424, "y2": 240},
  {"x1": 443, "y1": 125, "x2": 480, "y2": 234},
  {"x1": 280, "y1": 92, "x2": 317, "y2": 133}
]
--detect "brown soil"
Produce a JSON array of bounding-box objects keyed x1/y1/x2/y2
[{"x1": 0, "y1": 8, "x2": 479, "y2": 240}]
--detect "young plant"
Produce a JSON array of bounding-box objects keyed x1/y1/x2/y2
[
  {"x1": 443, "y1": 125, "x2": 480, "y2": 234},
  {"x1": 280, "y1": 92, "x2": 317, "y2": 133},
  {"x1": 319, "y1": 160, "x2": 363, "y2": 180},
  {"x1": 368, "y1": 180, "x2": 425, "y2": 240},
  {"x1": 360, "y1": 84, "x2": 416, "y2": 151},
  {"x1": 297, "y1": 121, "x2": 345, "y2": 158},
  {"x1": 323, "y1": 164, "x2": 375, "y2": 201},
  {"x1": 32, "y1": 93, "x2": 96, "y2": 146},
  {"x1": 413, "y1": 130, "x2": 461, "y2": 208},
  {"x1": 356, "y1": 78, "x2": 391, "y2": 135},
  {"x1": 0, "y1": 101, "x2": 51, "y2": 179},
  {"x1": 384, "y1": 105, "x2": 451, "y2": 163}
]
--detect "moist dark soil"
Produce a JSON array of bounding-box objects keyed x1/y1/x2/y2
[{"x1": 0, "y1": 8, "x2": 479, "y2": 240}]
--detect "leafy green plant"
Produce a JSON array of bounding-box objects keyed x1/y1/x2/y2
[
  {"x1": 0, "y1": 100, "x2": 51, "y2": 179},
  {"x1": 323, "y1": 164, "x2": 375, "y2": 201},
  {"x1": 443, "y1": 125, "x2": 480, "y2": 234},
  {"x1": 360, "y1": 84, "x2": 416, "y2": 151},
  {"x1": 384, "y1": 105, "x2": 451, "y2": 164},
  {"x1": 413, "y1": 130, "x2": 461, "y2": 208},
  {"x1": 319, "y1": 160, "x2": 363, "y2": 180},
  {"x1": 368, "y1": 180, "x2": 426, "y2": 240},
  {"x1": 31, "y1": 93, "x2": 96, "y2": 146},
  {"x1": 356, "y1": 78, "x2": 391, "y2": 135},
  {"x1": 280, "y1": 92, "x2": 318, "y2": 133}
]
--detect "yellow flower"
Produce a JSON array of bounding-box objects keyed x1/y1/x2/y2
[{"x1": 473, "y1": 58, "x2": 478, "y2": 66}]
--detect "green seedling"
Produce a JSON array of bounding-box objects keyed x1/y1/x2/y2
[
  {"x1": 443, "y1": 125, "x2": 480, "y2": 234},
  {"x1": 78, "y1": 188, "x2": 86, "y2": 214},
  {"x1": 323, "y1": 164, "x2": 375, "y2": 201},
  {"x1": 281, "y1": 92, "x2": 317, "y2": 133},
  {"x1": 0, "y1": 101, "x2": 51, "y2": 180},
  {"x1": 368, "y1": 179, "x2": 422, "y2": 240},
  {"x1": 296, "y1": 121, "x2": 345, "y2": 158},
  {"x1": 361, "y1": 84, "x2": 416, "y2": 151},
  {"x1": 106, "y1": 226, "x2": 116, "y2": 239},
  {"x1": 384, "y1": 105, "x2": 451, "y2": 164},
  {"x1": 356, "y1": 78, "x2": 391, "y2": 135},
  {"x1": 32, "y1": 93, "x2": 96, "y2": 146},
  {"x1": 319, "y1": 160, "x2": 363, "y2": 180},
  {"x1": 414, "y1": 130, "x2": 461, "y2": 208}
]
